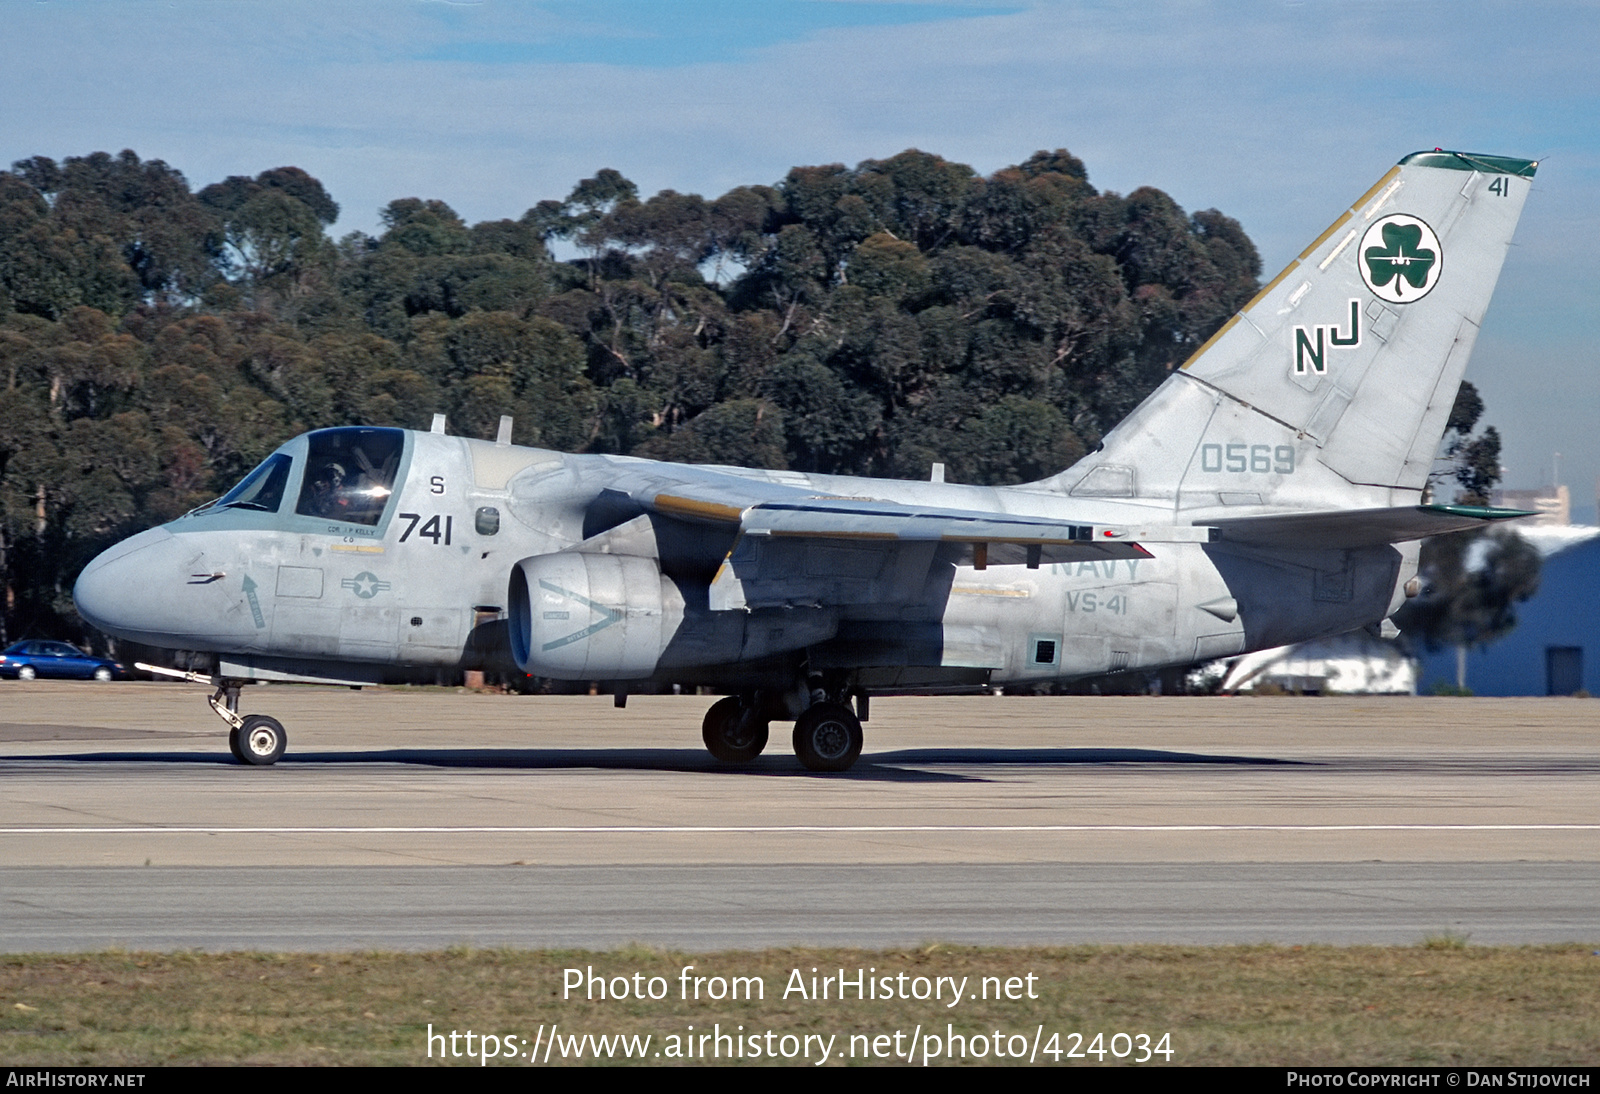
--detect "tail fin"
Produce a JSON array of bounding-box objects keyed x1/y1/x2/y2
[{"x1": 1040, "y1": 150, "x2": 1536, "y2": 514}]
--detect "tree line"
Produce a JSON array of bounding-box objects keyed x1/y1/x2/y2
[{"x1": 0, "y1": 145, "x2": 1273, "y2": 644}]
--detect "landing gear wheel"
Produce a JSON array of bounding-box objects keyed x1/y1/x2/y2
[
  {"x1": 701, "y1": 696, "x2": 769, "y2": 763},
  {"x1": 227, "y1": 726, "x2": 246, "y2": 763},
  {"x1": 792, "y1": 702, "x2": 863, "y2": 772},
  {"x1": 234, "y1": 714, "x2": 286, "y2": 766}
]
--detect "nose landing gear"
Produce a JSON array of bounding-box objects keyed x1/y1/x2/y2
[
  {"x1": 231, "y1": 714, "x2": 287, "y2": 766},
  {"x1": 138, "y1": 663, "x2": 287, "y2": 766}
]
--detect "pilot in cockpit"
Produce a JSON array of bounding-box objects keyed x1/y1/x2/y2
[{"x1": 304, "y1": 461, "x2": 349, "y2": 519}]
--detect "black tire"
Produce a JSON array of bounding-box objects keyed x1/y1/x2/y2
[
  {"x1": 227, "y1": 725, "x2": 246, "y2": 763},
  {"x1": 236, "y1": 714, "x2": 286, "y2": 766},
  {"x1": 17, "y1": 665, "x2": 36, "y2": 681},
  {"x1": 701, "y1": 696, "x2": 769, "y2": 763},
  {"x1": 92, "y1": 667, "x2": 113, "y2": 682},
  {"x1": 792, "y1": 702, "x2": 863, "y2": 772}
]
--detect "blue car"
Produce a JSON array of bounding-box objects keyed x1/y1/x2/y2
[{"x1": 0, "y1": 640, "x2": 125, "y2": 681}]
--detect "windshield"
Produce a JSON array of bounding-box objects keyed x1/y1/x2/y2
[
  {"x1": 214, "y1": 454, "x2": 292, "y2": 513},
  {"x1": 295, "y1": 427, "x2": 404, "y2": 526}
]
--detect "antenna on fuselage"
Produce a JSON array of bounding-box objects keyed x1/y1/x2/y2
[
  {"x1": 496, "y1": 415, "x2": 513, "y2": 446},
  {"x1": 430, "y1": 413, "x2": 447, "y2": 434}
]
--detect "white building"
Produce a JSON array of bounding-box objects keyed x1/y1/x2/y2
[{"x1": 1493, "y1": 485, "x2": 1570, "y2": 526}]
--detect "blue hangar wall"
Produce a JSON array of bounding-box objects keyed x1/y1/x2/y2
[{"x1": 1415, "y1": 535, "x2": 1600, "y2": 696}]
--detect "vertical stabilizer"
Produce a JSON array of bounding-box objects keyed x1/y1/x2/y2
[{"x1": 1038, "y1": 151, "x2": 1536, "y2": 514}]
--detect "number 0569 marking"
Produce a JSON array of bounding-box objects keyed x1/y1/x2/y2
[{"x1": 1200, "y1": 443, "x2": 1295, "y2": 475}]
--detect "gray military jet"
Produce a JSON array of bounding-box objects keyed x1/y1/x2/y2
[{"x1": 74, "y1": 149, "x2": 1537, "y2": 771}]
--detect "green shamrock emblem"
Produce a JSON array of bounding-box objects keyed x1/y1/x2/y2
[{"x1": 1363, "y1": 222, "x2": 1436, "y2": 298}]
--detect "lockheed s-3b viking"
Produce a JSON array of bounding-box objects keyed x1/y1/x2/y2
[{"x1": 74, "y1": 150, "x2": 1538, "y2": 771}]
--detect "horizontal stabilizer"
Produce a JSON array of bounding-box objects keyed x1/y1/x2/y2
[{"x1": 1202, "y1": 504, "x2": 1534, "y2": 550}]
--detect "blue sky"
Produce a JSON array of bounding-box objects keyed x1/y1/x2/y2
[
  {"x1": 5, "y1": 0, "x2": 1598, "y2": 513},
  {"x1": 412, "y1": 1, "x2": 1018, "y2": 66}
]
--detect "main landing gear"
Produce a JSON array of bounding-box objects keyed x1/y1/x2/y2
[
  {"x1": 791, "y1": 702, "x2": 863, "y2": 773},
  {"x1": 701, "y1": 685, "x2": 866, "y2": 772},
  {"x1": 137, "y1": 663, "x2": 287, "y2": 766},
  {"x1": 701, "y1": 695, "x2": 769, "y2": 763}
]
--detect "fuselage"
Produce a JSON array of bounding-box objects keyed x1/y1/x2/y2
[{"x1": 74, "y1": 425, "x2": 1404, "y2": 693}]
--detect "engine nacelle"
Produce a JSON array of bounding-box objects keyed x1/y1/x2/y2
[
  {"x1": 508, "y1": 553, "x2": 685, "y2": 679},
  {"x1": 509, "y1": 551, "x2": 844, "y2": 681}
]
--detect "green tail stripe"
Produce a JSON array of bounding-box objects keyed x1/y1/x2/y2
[
  {"x1": 1398, "y1": 150, "x2": 1538, "y2": 177},
  {"x1": 1420, "y1": 504, "x2": 1538, "y2": 520}
]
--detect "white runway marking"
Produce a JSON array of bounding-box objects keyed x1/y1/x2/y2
[{"x1": 4, "y1": 824, "x2": 1598, "y2": 835}]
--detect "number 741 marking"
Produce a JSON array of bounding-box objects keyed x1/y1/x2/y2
[{"x1": 397, "y1": 513, "x2": 453, "y2": 545}]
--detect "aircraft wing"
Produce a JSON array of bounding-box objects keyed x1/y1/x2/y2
[
  {"x1": 609, "y1": 466, "x2": 1155, "y2": 558},
  {"x1": 1201, "y1": 504, "x2": 1535, "y2": 550},
  {"x1": 709, "y1": 504, "x2": 1155, "y2": 611},
  {"x1": 592, "y1": 465, "x2": 1180, "y2": 610}
]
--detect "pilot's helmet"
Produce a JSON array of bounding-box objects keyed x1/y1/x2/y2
[{"x1": 323, "y1": 462, "x2": 346, "y2": 485}]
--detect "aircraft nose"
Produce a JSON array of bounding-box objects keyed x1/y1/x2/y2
[{"x1": 73, "y1": 526, "x2": 181, "y2": 643}]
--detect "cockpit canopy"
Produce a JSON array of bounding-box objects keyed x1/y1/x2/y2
[
  {"x1": 204, "y1": 427, "x2": 406, "y2": 529},
  {"x1": 295, "y1": 428, "x2": 404, "y2": 526},
  {"x1": 215, "y1": 452, "x2": 292, "y2": 514}
]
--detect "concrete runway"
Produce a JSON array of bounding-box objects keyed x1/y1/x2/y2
[{"x1": 3, "y1": 682, "x2": 1598, "y2": 949}]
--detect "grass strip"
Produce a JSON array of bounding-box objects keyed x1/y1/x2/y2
[{"x1": 3, "y1": 943, "x2": 1598, "y2": 1066}]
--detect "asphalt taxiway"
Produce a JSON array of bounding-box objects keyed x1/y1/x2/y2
[{"x1": 3, "y1": 684, "x2": 1597, "y2": 949}]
